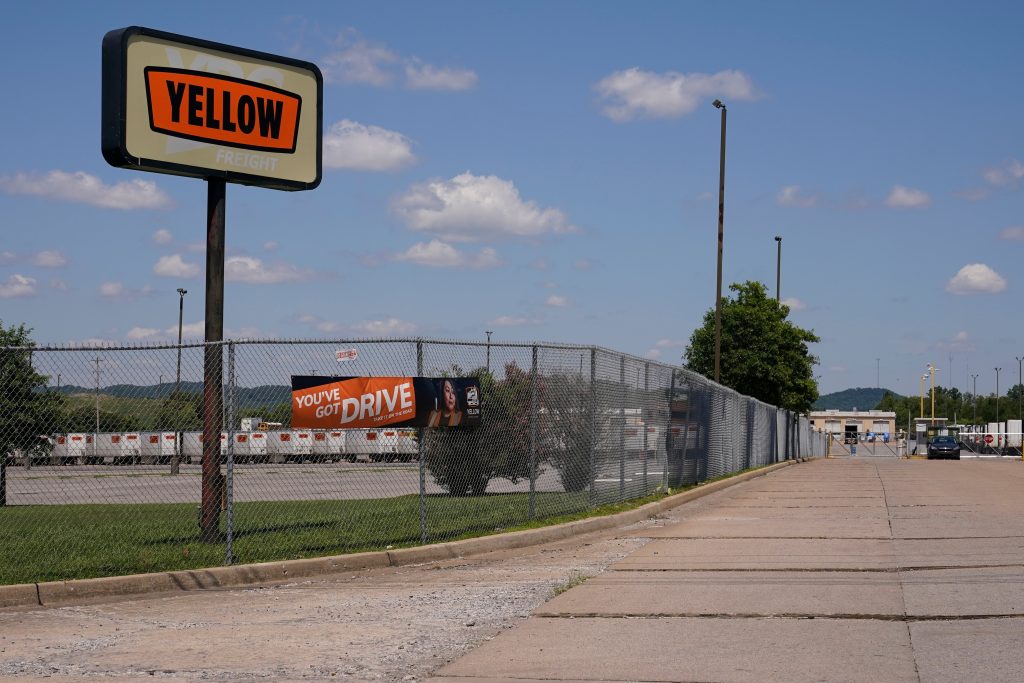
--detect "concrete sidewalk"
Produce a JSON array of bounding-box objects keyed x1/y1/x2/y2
[{"x1": 427, "y1": 458, "x2": 1024, "y2": 682}]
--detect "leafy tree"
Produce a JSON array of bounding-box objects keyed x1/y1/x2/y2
[
  {"x1": 424, "y1": 364, "x2": 533, "y2": 496},
  {"x1": 684, "y1": 281, "x2": 820, "y2": 413},
  {"x1": 1, "y1": 322, "x2": 62, "y2": 463},
  {"x1": 537, "y1": 372, "x2": 594, "y2": 492}
]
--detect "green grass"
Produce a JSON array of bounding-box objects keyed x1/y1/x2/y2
[
  {"x1": 0, "y1": 491, "x2": 590, "y2": 585},
  {"x1": 0, "y1": 464, "x2": 777, "y2": 586}
]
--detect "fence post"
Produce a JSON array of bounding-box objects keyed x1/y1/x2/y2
[
  {"x1": 588, "y1": 347, "x2": 597, "y2": 507},
  {"x1": 643, "y1": 362, "x2": 649, "y2": 494},
  {"x1": 225, "y1": 341, "x2": 236, "y2": 565},
  {"x1": 618, "y1": 355, "x2": 626, "y2": 502},
  {"x1": 529, "y1": 345, "x2": 538, "y2": 519},
  {"x1": 1, "y1": 451, "x2": 6, "y2": 507},
  {"x1": 664, "y1": 370, "x2": 675, "y2": 490},
  {"x1": 417, "y1": 340, "x2": 427, "y2": 544}
]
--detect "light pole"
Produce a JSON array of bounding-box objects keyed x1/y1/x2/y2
[
  {"x1": 995, "y1": 367, "x2": 1002, "y2": 426},
  {"x1": 173, "y1": 288, "x2": 187, "y2": 476},
  {"x1": 919, "y1": 374, "x2": 926, "y2": 422},
  {"x1": 971, "y1": 373, "x2": 979, "y2": 424},
  {"x1": 774, "y1": 235, "x2": 782, "y2": 303},
  {"x1": 928, "y1": 363, "x2": 937, "y2": 421},
  {"x1": 485, "y1": 330, "x2": 493, "y2": 374},
  {"x1": 712, "y1": 98, "x2": 727, "y2": 383},
  {"x1": 1016, "y1": 356, "x2": 1022, "y2": 422}
]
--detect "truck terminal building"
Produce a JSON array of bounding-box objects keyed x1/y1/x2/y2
[{"x1": 809, "y1": 410, "x2": 898, "y2": 439}]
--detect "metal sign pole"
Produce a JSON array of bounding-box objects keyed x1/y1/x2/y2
[{"x1": 200, "y1": 177, "x2": 226, "y2": 543}]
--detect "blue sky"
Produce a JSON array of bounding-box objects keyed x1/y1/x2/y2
[{"x1": 1, "y1": 1, "x2": 1021, "y2": 397}]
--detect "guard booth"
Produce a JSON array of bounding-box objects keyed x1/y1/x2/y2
[{"x1": 913, "y1": 418, "x2": 951, "y2": 455}]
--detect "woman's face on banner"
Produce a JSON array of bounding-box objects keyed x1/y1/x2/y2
[{"x1": 443, "y1": 380, "x2": 457, "y2": 411}]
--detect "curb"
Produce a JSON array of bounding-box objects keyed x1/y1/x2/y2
[{"x1": 1, "y1": 459, "x2": 800, "y2": 610}]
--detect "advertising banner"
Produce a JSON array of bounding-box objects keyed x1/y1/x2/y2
[{"x1": 291, "y1": 376, "x2": 482, "y2": 429}]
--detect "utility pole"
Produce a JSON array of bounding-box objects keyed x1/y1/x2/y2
[
  {"x1": 971, "y1": 374, "x2": 979, "y2": 425},
  {"x1": 995, "y1": 367, "x2": 1002, "y2": 426},
  {"x1": 485, "y1": 330, "x2": 493, "y2": 374}
]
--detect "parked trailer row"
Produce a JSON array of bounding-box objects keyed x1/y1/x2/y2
[{"x1": 10, "y1": 428, "x2": 419, "y2": 465}]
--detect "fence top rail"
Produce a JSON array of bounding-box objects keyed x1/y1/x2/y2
[{"x1": 4, "y1": 336, "x2": 790, "y2": 414}]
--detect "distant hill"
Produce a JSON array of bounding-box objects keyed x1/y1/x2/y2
[
  {"x1": 814, "y1": 387, "x2": 902, "y2": 411},
  {"x1": 52, "y1": 382, "x2": 291, "y2": 409}
]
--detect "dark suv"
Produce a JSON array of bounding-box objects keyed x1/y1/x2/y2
[{"x1": 927, "y1": 436, "x2": 961, "y2": 460}]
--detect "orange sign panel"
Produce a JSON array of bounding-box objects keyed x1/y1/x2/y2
[
  {"x1": 145, "y1": 68, "x2": 300, "y2": 153},
  {"x1": 292, "y1": 377, "x2": 417, "y2": 430}
]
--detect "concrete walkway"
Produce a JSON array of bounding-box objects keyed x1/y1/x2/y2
[{"x1": 428, "y1": 458, "x2": 1024, "y2": 682}]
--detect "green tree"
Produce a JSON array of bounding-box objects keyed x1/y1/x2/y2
[
  {"x1": 424, "y1": 365, "x2": 534, "y2": 496},
  {"x1": 684, "y1": 281, "x2": 820, "y2": 413},
  {"x1": 1, "y1": 322, "x2": 62, "y2": 464}
]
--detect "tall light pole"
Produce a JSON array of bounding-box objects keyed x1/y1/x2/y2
[
  {"x1": 774, "y1": 235, "x2": 782, "y2": 303},
  {"x1": 173, "y1": 288, "x2": 187, "y2": 476},
  {"x1": 712, "y1": 98, "x2": 727, "y2": 384},
  {"x1": 919, "y1": 374, "x2": 926, "y2": 421},
  {"x1": 971, "y1": 373, "x2": 979, "y2": 424},
  {"x1": 928, "y1": 363, "x2": 937, "y2": 420},
  {"x1": 995, "y1": 367, "x2": 1002, "y2": 426},
  {"x1": 485, "y1": 330, "x2": 493, "y2": 374},
  {"x1": 1016, "y1": 356, "x2": 1022, "y2": 422}
]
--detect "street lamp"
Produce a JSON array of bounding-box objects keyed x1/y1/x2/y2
[
  {"x1": 173, "y1": 288, "x2": 187, "y2": 476},
  {"x1": 995, "y1": 367, "x2": 1002, "y2": 426},
  {"x1": 774, "y1": 235, "x2": 782, "y2": 303},
  {"x1": 928, "y1": 363, "x2": 937, "y2": 421},
  {"x1": 712, "y1": 98, "x2": 727, "y2": 383},
  {"x1": 1016, "y1": 356, "x2": 1022, "y2": 422},
  {"x1": 971, "y1": 373, "x2": 979, "y2": 424},
  {"x1": 919, "y1": 374, "x2": 927, "y2": 422}
]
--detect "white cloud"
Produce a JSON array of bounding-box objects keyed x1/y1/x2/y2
[
  {"x1": 884, "y1": 185, "x2": 930, "y2": 208},
  {"x1": 395, "y1": 240, "x2": 500, "y2": 269},
  {"x1": 153, "y1": 254, "x2": 200, "y2": 278},
  {"x1": 394, "y1": 172, "x2": 578, "y2": 242},
  {"x1": 594, "y1": 68, "x2": 758, "y2": 122},
  {"x1": 655, "y1": 338, "x2": 683, "y2": 349},
  {"x1": 776, "y1": 185, "x2": 817, "y2": 208},
  {"x1": 999, "y1": 226, "x2": 1024, "y2": 241},
  {"x1": 645, "y1": 348, "x2": 663, "y2": 359},
  {"x1": 946, "y1": 263, "x2": 1007, "y2": 294},
  {"x1": 404, "y1": 60, "x2": 478, "y2": 90},
  {"x1": 0, "y1": 251, "x2": 15, "y2": 265},
  {"x1": 263, "y1": 241, "x2": 279, "y2": 252},
  {"x1": 321, "y1": 31, "x2": 398, "y2": 86},
  {"x1": 323, "y1": 119, "x2": 416, "y2": 171},
  {"x1": 982, "y1": 158, "x2": 1024, "y2": 187},
  {"x1": 30, "y1": 250, "x2": 68, "y2": 268},
  {"x1": 936, "y1": 330, "x2": 975, "y2": 353},
  {"x1": 489, "y1": 315, "x2": 542, "y2": 327},
  {"x1": 99, "y1": 282, "x2": 123, "y2": 297},
  {"x1": 126, "y1": 327, "x2": 160, "y2": 340},
  {"x1": 165, "y1": 320, "x2": 205, "y2": 338},
  {"x1": 152, "y1": 229, "x2": 173, "y2": 245},
  {"x1": 352, "y1": 318, "x2": 417, "y2": 336},
  {"x1": 0, "y1": 274, "x2": 36, "y2": 298},
  {"x1": 546, "y1": 295, "x2": 569, "y2": 307},
  {"x1": 225, "y1": 256, "x2": 310, "y2": 284},
  {"x1": 782, "y1": 297, "x2": 807, "y2": 311},
  {"x1": 0, "y1": 170, "x2": 171, "y2": 210}
]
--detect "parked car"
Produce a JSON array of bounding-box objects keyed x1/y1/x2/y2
[{"x1": 927, "y1": 435, "x2": 960, "y2": 460}]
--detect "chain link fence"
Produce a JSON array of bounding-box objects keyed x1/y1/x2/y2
[{"x1": 0, "y1": 338, "x2": 824, "y2": 585}]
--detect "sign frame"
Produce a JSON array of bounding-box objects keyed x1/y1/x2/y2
[{"x1": 102, "y1": 25, "x2": 322, "y2": 191}]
